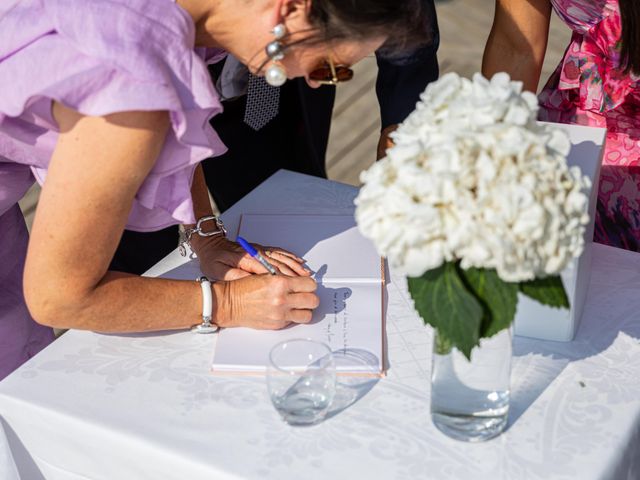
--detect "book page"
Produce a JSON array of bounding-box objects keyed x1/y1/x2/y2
[
  {"x1": 211, "y1": 214, "x2": 385, "y2": 375},
  {"x1": 238, "y1": 214, "x2": 381, "y2": 282},
  {"x1": 212, "y1": 282, "x2": 383, "y2": 374}
]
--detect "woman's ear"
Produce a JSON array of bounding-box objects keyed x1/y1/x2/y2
[
  {"x1": 270, "y1": 0, "x2": 312, "y2": 37},
  {"x1": 278, "y1": 0, "x2": 311, "y2": 22}
]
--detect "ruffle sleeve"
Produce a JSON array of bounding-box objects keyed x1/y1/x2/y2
[{"x1": 0, "y1": 0, "x2": 228, "y2": 231}]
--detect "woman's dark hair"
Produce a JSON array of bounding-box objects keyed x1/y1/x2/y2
[
  {"x1": 305, "y1": 0, "x2": 434, "y2": 57},
  {"x1": 619, "y1": 0, "x2": 640, "y2": 74}
]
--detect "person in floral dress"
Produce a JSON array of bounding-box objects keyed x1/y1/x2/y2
[{"x1": 483, "y1": 0, "x2": 640, "y2": 251}]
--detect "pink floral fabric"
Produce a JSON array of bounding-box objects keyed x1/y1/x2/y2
[{"x1": 539, "y1": 0, "x2": 640, "y2": 251}]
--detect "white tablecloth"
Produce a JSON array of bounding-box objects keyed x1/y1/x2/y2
[
  {"x1": 1, "y1": 170, "x2": 639, "y2": 480},
  {"x1": 0, "y1": 420, "x2": 19, "y2": 480}
]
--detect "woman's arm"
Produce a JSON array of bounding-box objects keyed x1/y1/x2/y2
[
  {"x1": 23, "y1": 102, "x2": 317, "y2": 332},
  {"x1": 482, "y1": 0, "x2": 553, "y2": 92}
]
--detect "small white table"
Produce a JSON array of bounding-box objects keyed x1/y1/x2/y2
[{"x1": 1, "y1": 170, "x2": 639, "y2": 480}]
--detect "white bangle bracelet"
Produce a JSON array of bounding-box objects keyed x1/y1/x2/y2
[{"x1": 191, "y1": 276, "x2": 219, "y2": 334}]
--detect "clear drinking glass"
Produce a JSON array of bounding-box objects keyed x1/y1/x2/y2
[
  {"x1": 267, "y1": 339, "x2": 336, "y2": 426},
  {"x1": 430, "y1": 328, "x2": 512, "y2": 442}
]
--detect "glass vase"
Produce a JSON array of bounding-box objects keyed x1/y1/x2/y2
[{"x1": 430, "y1": 327, "x2": 512, "y2": 442}]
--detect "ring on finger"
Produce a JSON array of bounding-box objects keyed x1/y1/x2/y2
[{"x1": 264, "y1": 250, "x2": 272, "y2": 258}]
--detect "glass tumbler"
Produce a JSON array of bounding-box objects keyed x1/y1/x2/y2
[{"x1": 267, "y1": 339, "x2": 336, "y2": 426}]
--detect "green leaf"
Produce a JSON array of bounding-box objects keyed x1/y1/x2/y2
[
  {"x1": 519, "y1": 275, "x2": 570, "y2": 309},
  {"x1": 458, "y1": 267, "x2": 518, "y2": 338},
  {"x1": 408, "y1": 262, "x2": 483, "y2": 360}
]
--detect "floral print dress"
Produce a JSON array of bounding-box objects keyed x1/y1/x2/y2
[{"x1": 539, "y1": 0, "x2": 640, "y2": 251}]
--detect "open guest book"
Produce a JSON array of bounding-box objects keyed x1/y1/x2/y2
[{"x1": 211, "y1": 214, "x2": 386, "y2": 376}]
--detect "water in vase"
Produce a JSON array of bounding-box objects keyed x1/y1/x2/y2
[{"x1": 430, "y1": 328, "x2": 512, "y2": 442}]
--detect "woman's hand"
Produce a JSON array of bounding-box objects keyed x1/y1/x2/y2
[
  {"x1": 214, "y1": 274, "x2": 319, "y2": 329},
  {"x1": 192, "y1": 235, "x2": 311, "y2": 281}
]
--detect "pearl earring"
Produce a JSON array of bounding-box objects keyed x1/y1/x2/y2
[
  {"x1": 271, "y1": 23, "x2": 287, "y2": 40},
  {"x1": 265, "y1": 62, "x2": 287, "y2": 86},
  {"x1": 264, "y1": 24, "x2": 288, "y2": 87}
]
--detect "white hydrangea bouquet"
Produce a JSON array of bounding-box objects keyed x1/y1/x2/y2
[{"x1": 355, "y1": 72, "x2": 591, "y2": 359}]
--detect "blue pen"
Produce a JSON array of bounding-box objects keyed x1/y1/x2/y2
[{"x1": 237, "y1": 236, "x2": 278, "y2": 275}]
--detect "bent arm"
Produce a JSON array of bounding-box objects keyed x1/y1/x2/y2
[
  {"x1": 482, "y1": 0, "x2": 552, "y2": 92},
  {"x1": 23, "y1": 103, "x2": 209, "y2": 332},
  {"x1": 24, "y1": 103, "x2": 318, "y2": 332}
]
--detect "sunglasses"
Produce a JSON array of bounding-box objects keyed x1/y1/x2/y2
[{"x1": 308, "y1": 57, "x2": 354, "y2": 85}]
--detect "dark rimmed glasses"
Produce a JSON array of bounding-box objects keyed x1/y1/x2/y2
[{"x1": 308, "y1": 57, "x2": 354, "y2": 86}]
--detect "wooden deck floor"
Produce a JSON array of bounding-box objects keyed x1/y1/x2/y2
[{"x1": 19, "y1": 0, "x2": 571, "y2": 226}]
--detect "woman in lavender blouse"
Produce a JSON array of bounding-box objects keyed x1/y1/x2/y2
[{"x1": 0, "y1": 0, "x2": 430, "y2": 379}]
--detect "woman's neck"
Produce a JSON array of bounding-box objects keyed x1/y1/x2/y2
[
  {"x1": 176, "y1": 0, "x2": 221, "y2": 48},
  {"x1": 177, "y1": 0, "x2": 274, "y2": 69},
  {"x1": 176, "y1": 0, "x2": 257, "y2": 49}
]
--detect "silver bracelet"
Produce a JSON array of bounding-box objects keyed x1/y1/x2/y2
[
  {"x1": 179, "y1": 216, "x2": 227, "y2": 257},
  {"x1": 191, "y1": 276, "x2": 219, "y2": 334}
]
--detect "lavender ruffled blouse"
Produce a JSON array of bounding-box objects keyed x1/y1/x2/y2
[{"x1": 0, "y1": 0, "x2": 228, "y2": 379}]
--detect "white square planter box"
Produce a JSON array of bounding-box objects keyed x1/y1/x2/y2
[{"x1": 513, "y1": 123, "x2": 606, "y2": 341}]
